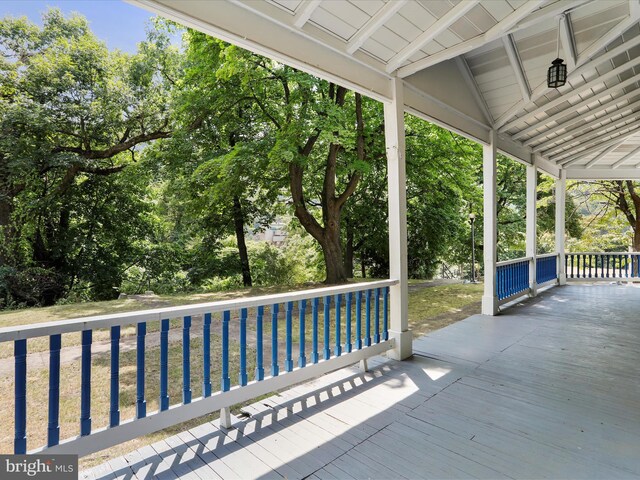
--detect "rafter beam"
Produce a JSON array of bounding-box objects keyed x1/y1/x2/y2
[
  {"x1": 559, "y1": 13, "x2": 577, "y2": 70},
  {"x1": 526, "y1": 88, "x2": 640, "y2": 147},
  {"x1": 494, "y1": 99, "x2": 526, "y2": 130},
  {"x1": 584, "y1": 142, "x2": 624, "y2": 168},
  {"x1": 556, "y1": 122, "x2": 640, "y2": 166},
  {"x1": 386, "y1": 0, "x2": 479, "y2": 73},
  {"x1": 506, "y1": 0, "x2": 590, "y2": 35},
  {"x1": 496, "y1": 20, "x2": 640, "y2": 130},
  {"x1": 575, "y1": 10, "x2": 640, "y2": 68},
  {"x1": 346, "y1": 1, "x2": 407, "y2": 54},
  {"x1": 396, "y1": 0, "x2": 546, "y2": 78},
  {"x1": 544, "y1": 112, "x2": 640, "y2": 158},
  {"x1": 293, "y1": 0, "x2": 321, "y2": 29},
  {"x1": 501, "y1": 56, "x2": 640, "y2": 133},
  {"x1": 503, "y1": 35, "x2": 531, "y2": 102},
  {"x1": 455, "y1": 56, "x2": 493, "y2": 124},
  {"x1": 533, "y1": 97, "x2": 640, "y2": 153},
  {"x1": 612, "y1": 145, "x2": 640, "y2": 168}
]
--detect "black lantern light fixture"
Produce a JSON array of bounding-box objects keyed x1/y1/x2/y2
[{"x1": 547, "y1": 15, "x2": 567, "y2": 88}]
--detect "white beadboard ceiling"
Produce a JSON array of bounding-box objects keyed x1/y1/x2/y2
[{"x1": 129, "y1": 0, "x2": 640, "y2": 177}]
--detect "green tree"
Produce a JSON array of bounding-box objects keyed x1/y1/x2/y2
[
  {"x1": 159, "y1": 30, "x2": 280, "y2": 287},
  {"x1": 0, "y1": 10, "x2": 176, "y2": 303}
]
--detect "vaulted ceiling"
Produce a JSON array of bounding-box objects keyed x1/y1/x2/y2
[{"x1": 130, "y1": 0, "x2": 640, "y2": 177}]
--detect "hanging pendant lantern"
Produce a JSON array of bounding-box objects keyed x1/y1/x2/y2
[
  {"x1": 547, "y1": 58, "x2": 567, "y2": 88},
  {"x1": 547, "y1": 15, "x2": 568, "y2": 88}
]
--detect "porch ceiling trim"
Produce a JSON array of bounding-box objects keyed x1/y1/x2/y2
[{"x1": 566, "y1": 168, "x2": 640, "y2": 180}]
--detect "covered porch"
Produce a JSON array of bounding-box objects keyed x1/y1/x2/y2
[
  {"x1": 82, "y1": 283, "x2": 640, "y2": 479},
  {"x1": 3, "y1": 1, "x2": 640, "y2": 477}
]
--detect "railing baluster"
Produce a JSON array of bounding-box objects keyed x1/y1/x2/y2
[
  {"x1": 239, "y1": 308, "x2": 248, "y2": 385},
  {"x1": 335, "y1": 294, "x2": 342, "y2": 357},
  {"x1": 222, "y1": 311, "x2": 231, "y2": 390},
  {"x1": 160, "y1": 319, "x2": 169, "y2": 411},
  {"x1": 285, "y1": 302, "x2": 293, "y2": 372},
  {"x1": 80, "y1": 330, "x2": 92, "y2": 436},
  {"x1": 383, "y1": 287, "x2": 389, "y2": 341},
  {"x1": 626, "y1": 254, "x2": 629, "y2": 277},
  {"x1": 365, "y1": 289, "x2": 372, "y2": 347},
  {"x1": 323, "y1": 296, "x2": 331, "y2": 360},
  {"x1": 299, "y1": 300, "x2": 307, "y2": 368},
  {"x1": 256, "y1": 306, "x2": 264, "y2": 381},
  {"x1": 606, "y1": 254, "x2": 610, "y2": 277},
  {"x1": 136, "y1": 322, "x2": 146, "y2": 419},
  {"x1": 374, "y1": 288, "x2": 381, "y2": 344},
  {"x1": 570, "y1": 254, "x2": 574, "y2": 278},
  {"x1": 48, "y1": 334, "x2": 61, "y2": 447},
  {"x1": 509, "y1": 264, "x2": 514, "y2": 295},
  {"x1": 183, "y1": 316, "x2": 192, "y2": 403},
  {"x1": 271, "y1": 304, "x2": 279, "y2": 376},
  {"x1": 110, "y1": 326, "x2": 121, "y2": 425},
  {"x1": 356, "y1": 291, "x2": 363, "y2": 349},
  {"x1": 14, "y1": 339, "x2": 27, "y2": 454},
  {"x1": 311, "y1": 298, "x2": 319, "y2": 364},
  {"x1": 203, "y1": 313, "x2": 212, "y2": 397},
  {"x1": 345, "y1": 292, "x2": 352, "y2": 353},
  {"x1": 619, "y1": 254, "x2": 623, "y2": 278}
]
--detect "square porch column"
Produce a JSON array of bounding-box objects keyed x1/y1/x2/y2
[
  {"x1": 384, "y1": 77, "x2": 412, "y2": 360},
  {"x1": 526, "y1": 163, "x2": 537, "y2": 296},
  {"x1": 482, "y1": 130, "x2": 499, "y2": 315},
  {"x1": 555, "y1": 169, "x2": 567, "y2": 285}
]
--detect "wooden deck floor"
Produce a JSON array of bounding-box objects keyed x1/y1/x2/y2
[{"x1": 82, "y1": 284, "x2": 640, "y2": 479}]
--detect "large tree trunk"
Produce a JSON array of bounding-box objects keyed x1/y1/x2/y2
[
  {"x1": 287, "y1": 86, "x2": 364, "y2": 285},
  {"x1": 322, "y1": 229, "x2": 347, "y2": 284},
  {"x1": 232, "y1": 195, "x2": 252, "y2": 287}
]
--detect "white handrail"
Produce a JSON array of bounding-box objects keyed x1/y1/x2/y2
[
  {"x1": 535, "y1": 253, "x2": 559, "y2": 260},
  {"x1": 566, "y1": 252, "x2": 640, "y2": 255},
  {"x1": 0, "y1": 279, "x2": 398, "y2": 342},
  {"x1": 496, "y1": 256, "x2": 532, "y2": 267}
]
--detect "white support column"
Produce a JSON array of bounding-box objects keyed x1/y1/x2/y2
[
  {"x1": 526, "y1": 162, "x2": 538, "y2": 296},
  {"x1": 482, "y1": 130, "x2": 499, "y2": 315},
  {"x1": 384, "y1": 77, "x2": 412, "y2": 360},
  {"x1": 555, "y1": 169, "x2": 567, "y2": 285}
]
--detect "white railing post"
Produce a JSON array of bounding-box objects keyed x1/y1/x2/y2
[
  {"x1": 482, "y1": 130, "x2": 498, "y2": 315},
  {"x1": 482, "y1": 129, "x2": 499, "y2": 315},
  {"x1": 555, "y1": 169, "x2": 567, "y2": 285},
  {"x1": 526, "y1": 162, "x2": 537, "y2": 296},
  {"x1": 384, "y1": 77, "x2": 412, "y2": 359}
]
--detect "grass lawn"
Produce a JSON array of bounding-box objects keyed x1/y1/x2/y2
[{"x1": 0, "y1": 281, "x2": 482, "y2": 468}]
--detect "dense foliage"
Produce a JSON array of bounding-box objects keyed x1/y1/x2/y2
[{"x1": 0, "y1": 11, "x2": 587, "y2": 308}]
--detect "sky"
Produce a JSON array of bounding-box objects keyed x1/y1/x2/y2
[{"x1": 0, "y1": 0, "x2": 154, "y2": 53}]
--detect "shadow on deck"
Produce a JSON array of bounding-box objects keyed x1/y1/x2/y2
[{"x1": 82, "y1": 284, "x2": 640, "y2": 480}]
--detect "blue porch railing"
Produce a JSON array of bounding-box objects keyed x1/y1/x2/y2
[
  {"x1": 0, "y1": 280, "x2": 396, "y2": 457},
  {"x1": 566, "y1": 252, "x2": 640, "y2": 279},
  {"x1": 496, "y1": 257, "x2": 531, "y2": 302},
  {"x1": 536, "y1": 253, "x2": 558, "y2": 285}
]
